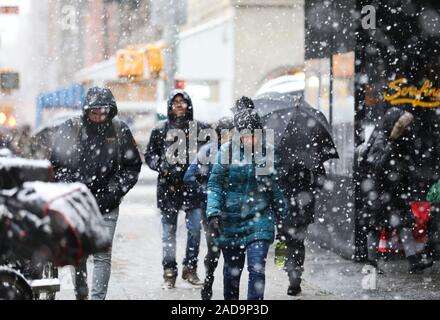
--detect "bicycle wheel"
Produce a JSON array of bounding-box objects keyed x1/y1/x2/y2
[{"x1": 0, "y1": 267, "x2": 33, "y2": 300}]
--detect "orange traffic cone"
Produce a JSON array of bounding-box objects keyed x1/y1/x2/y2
[{"x1": 378, "y1": 228, "x2": 390, "y2": 254}]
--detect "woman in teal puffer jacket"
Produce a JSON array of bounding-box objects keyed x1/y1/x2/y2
[{"x1": 206, "y1": 99, "x2": 287, "y2": 300}]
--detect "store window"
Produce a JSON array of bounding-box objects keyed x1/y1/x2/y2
[
  {"x1": 305, "y1": 51, "x2": 355, "y2": 176},
  {"x1": 329, "y1": 51, "x2": 355, "y2": 176},
  {"x1": 185, "y1": 80, "x2": 220, "y2": 103},
  {"x1": 305, "y1": 58, "x2": 330, "y2": 121}
]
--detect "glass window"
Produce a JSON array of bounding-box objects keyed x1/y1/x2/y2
[
  {"x1": 305, "y1": 52, "x2": 355, "y2": 176},
  {"x1": 329, "y1": 51, "x2": 355, "y2": 176},
  {"x1": 305, "y1": 58, "x2": 330, "y2": 121},
  {"x1": 185, "y1": 80, "x2": 220, "y2": 103}
]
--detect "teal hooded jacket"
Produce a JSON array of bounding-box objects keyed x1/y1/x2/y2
[{"x1": 206, "y1": 142, "x2": 288, "y2": 249}]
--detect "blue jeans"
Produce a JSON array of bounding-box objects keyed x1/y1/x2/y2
[
  {"x1": 161, "y1": 208, "x2": 202, "y2": 273},
  {"x1": 73, "y1": 208, "x2": 119, "y2": 300},
  {"x1": 222, "y1": 240, "x2": 270, "y2": 300}
]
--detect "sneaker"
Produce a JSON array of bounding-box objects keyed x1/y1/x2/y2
[
  {"x1": 182, "y1": 266, "x2": 203, "y2": 286},
  {"x1": 287, "y1": 285, "x2": 302, "y2": 296},
  {"x1": 162, "y1": 269, "x2": 177, "y2": 289},
  {"x1": 201, "y1": 275, "x2": 214, "y2": 300}
]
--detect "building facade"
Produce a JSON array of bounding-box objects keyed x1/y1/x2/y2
[
  {"x1": 304, "y1": 0, "x2": 440, "y2": 259},
  {"x1": 177, "y1": 0, "x2": 305, "y2": 121}
]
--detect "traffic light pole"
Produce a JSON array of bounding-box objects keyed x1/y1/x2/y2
[{"x1": 163, "y1": 4, "x2": 179, "y2": 98}]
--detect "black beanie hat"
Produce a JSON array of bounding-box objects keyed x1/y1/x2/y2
[
  {"x1": 232, "y1": 96, "x2": 255, "y2": 113},
  {"x1": 234, "y1": 109, "x2": 263, "y2": 131}
]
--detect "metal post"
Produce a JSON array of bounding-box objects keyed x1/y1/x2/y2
[{"x1": 163, "y1": 1, "x2": 179, "y2": 98}]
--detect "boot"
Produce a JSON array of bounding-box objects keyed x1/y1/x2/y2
[
  {"x1": 287, "y1": 276, "x2": 302, "y2": 296},
  {"x1": 162, "y1": 269, "x2": 177, "y2": 289},
  {"x1": 201, "y1": 275, "x2": 214, "y2": 300},
  {"x1": 182, "y1": 266, "x2": 203, "y2": 286},
  {"x1": 418, "y1": 251, "x2": 434, "y2": 268},
  {"x1": 287, "y1": 285, "x2": 302, "y2": 296},
  {"x1": 408, "y1": 253, "x2": 433, "y2": 274}
]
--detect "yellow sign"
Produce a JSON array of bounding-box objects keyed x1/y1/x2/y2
[
  {"x1": 145, "y1": 44, "x2": 164, "y2": 75},
  {"x1": 116, "y1": 49, "x2": 144, "y2": 78},
  {"x1": 384, "y1": 78, "x2": 440, "y2": 108}
]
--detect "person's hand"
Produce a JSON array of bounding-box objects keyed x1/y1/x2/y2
[
  {"x1": 159, "y1": 161, "x2": 185, "y2": 178},
  {"x1": 95, "y1": 188, "x2": 121, "y2": 214},
  {"x1": 276, "y1": 221, "x2": 288, "y2": 241},
  {"x1": 276, "y1": 231, "x2": 286, "y2": 241},
  {"x1": 208, "y1": 217, "x2": 222, "y2": 238},
  {"x1": 158, "y1": 160, "x2": 172, "y2": 176}
]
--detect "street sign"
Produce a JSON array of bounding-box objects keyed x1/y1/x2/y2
[
  {"x1": 0, "y1": 71, "x2": 19, "y2": 90},
  {"x1": 0, "y1": 6, "x2": 19, "y2": 14}
]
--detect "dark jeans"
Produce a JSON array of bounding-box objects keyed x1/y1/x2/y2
[
  {"x1": 283, "y1": 224, "x2": 308, "y2": 288},
  {"x1": 161, "y1": 208, "x2": 202, "y2": 273},
  {"x1": 222, "y1": 240, "x2": 270, "y2": 300}
]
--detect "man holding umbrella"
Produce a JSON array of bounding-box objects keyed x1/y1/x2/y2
[{"x1": 250, "y1": 92, "x2": 338, "y2": 296}]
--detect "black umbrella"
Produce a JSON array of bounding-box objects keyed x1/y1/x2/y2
[{"x1": 253, "y1": 92, "x2": 339, "y2": 170}]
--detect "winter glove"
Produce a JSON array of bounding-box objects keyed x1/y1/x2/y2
[
  {"x1": 207, "y1": 216, "x2": 222, "y2": 239},
  {"x1": 276, "y1": 218, "x2": 289, "y2": 241},
  {"x1": 275, "y1": 230, "x2": 285, "y2": 241}
]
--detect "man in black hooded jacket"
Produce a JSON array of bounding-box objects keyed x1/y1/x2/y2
[
  {"x1": 31, "y1": 87, "x2": 142, "y2": 299},
  {"x1": 145, "y1": 89, "x2": 209, "y2": 289}
]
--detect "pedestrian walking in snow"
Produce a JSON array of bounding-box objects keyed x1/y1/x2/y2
[
  {"x1": 206, "y1": 100, "x2": 288, "y2": 300},
  {"x1": 364, "y1": 107, "x2": 434, "y2": 273},
  {"x1": 277, "y1": 162, "x2": 326, "y2": 296},
  {"x1": 183, "y1": 117, "x2": 234, "y2": 300},
  {"x1": 145, "y1": 90, "x2": 209, "y2": 289},
  {"x1": 31, "y1": 87, "x2": 142, "y2": 299},
  {"x1": 232, "y1": 95, "x2": 332, "y2": 297}
]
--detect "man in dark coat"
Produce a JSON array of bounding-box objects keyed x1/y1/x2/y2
[
  {"x1": 144, "y1": 89, "x2": 208, "y2": 289},
  {"x1": 31, "y1": 87, "x2": 142, "y2": 299},
  {"x1": 364, "y1": 107, "x2": 434, "y2": 273},
  {"x1": 278, "y1": 162, "x2": 325, "y2": 296}
]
